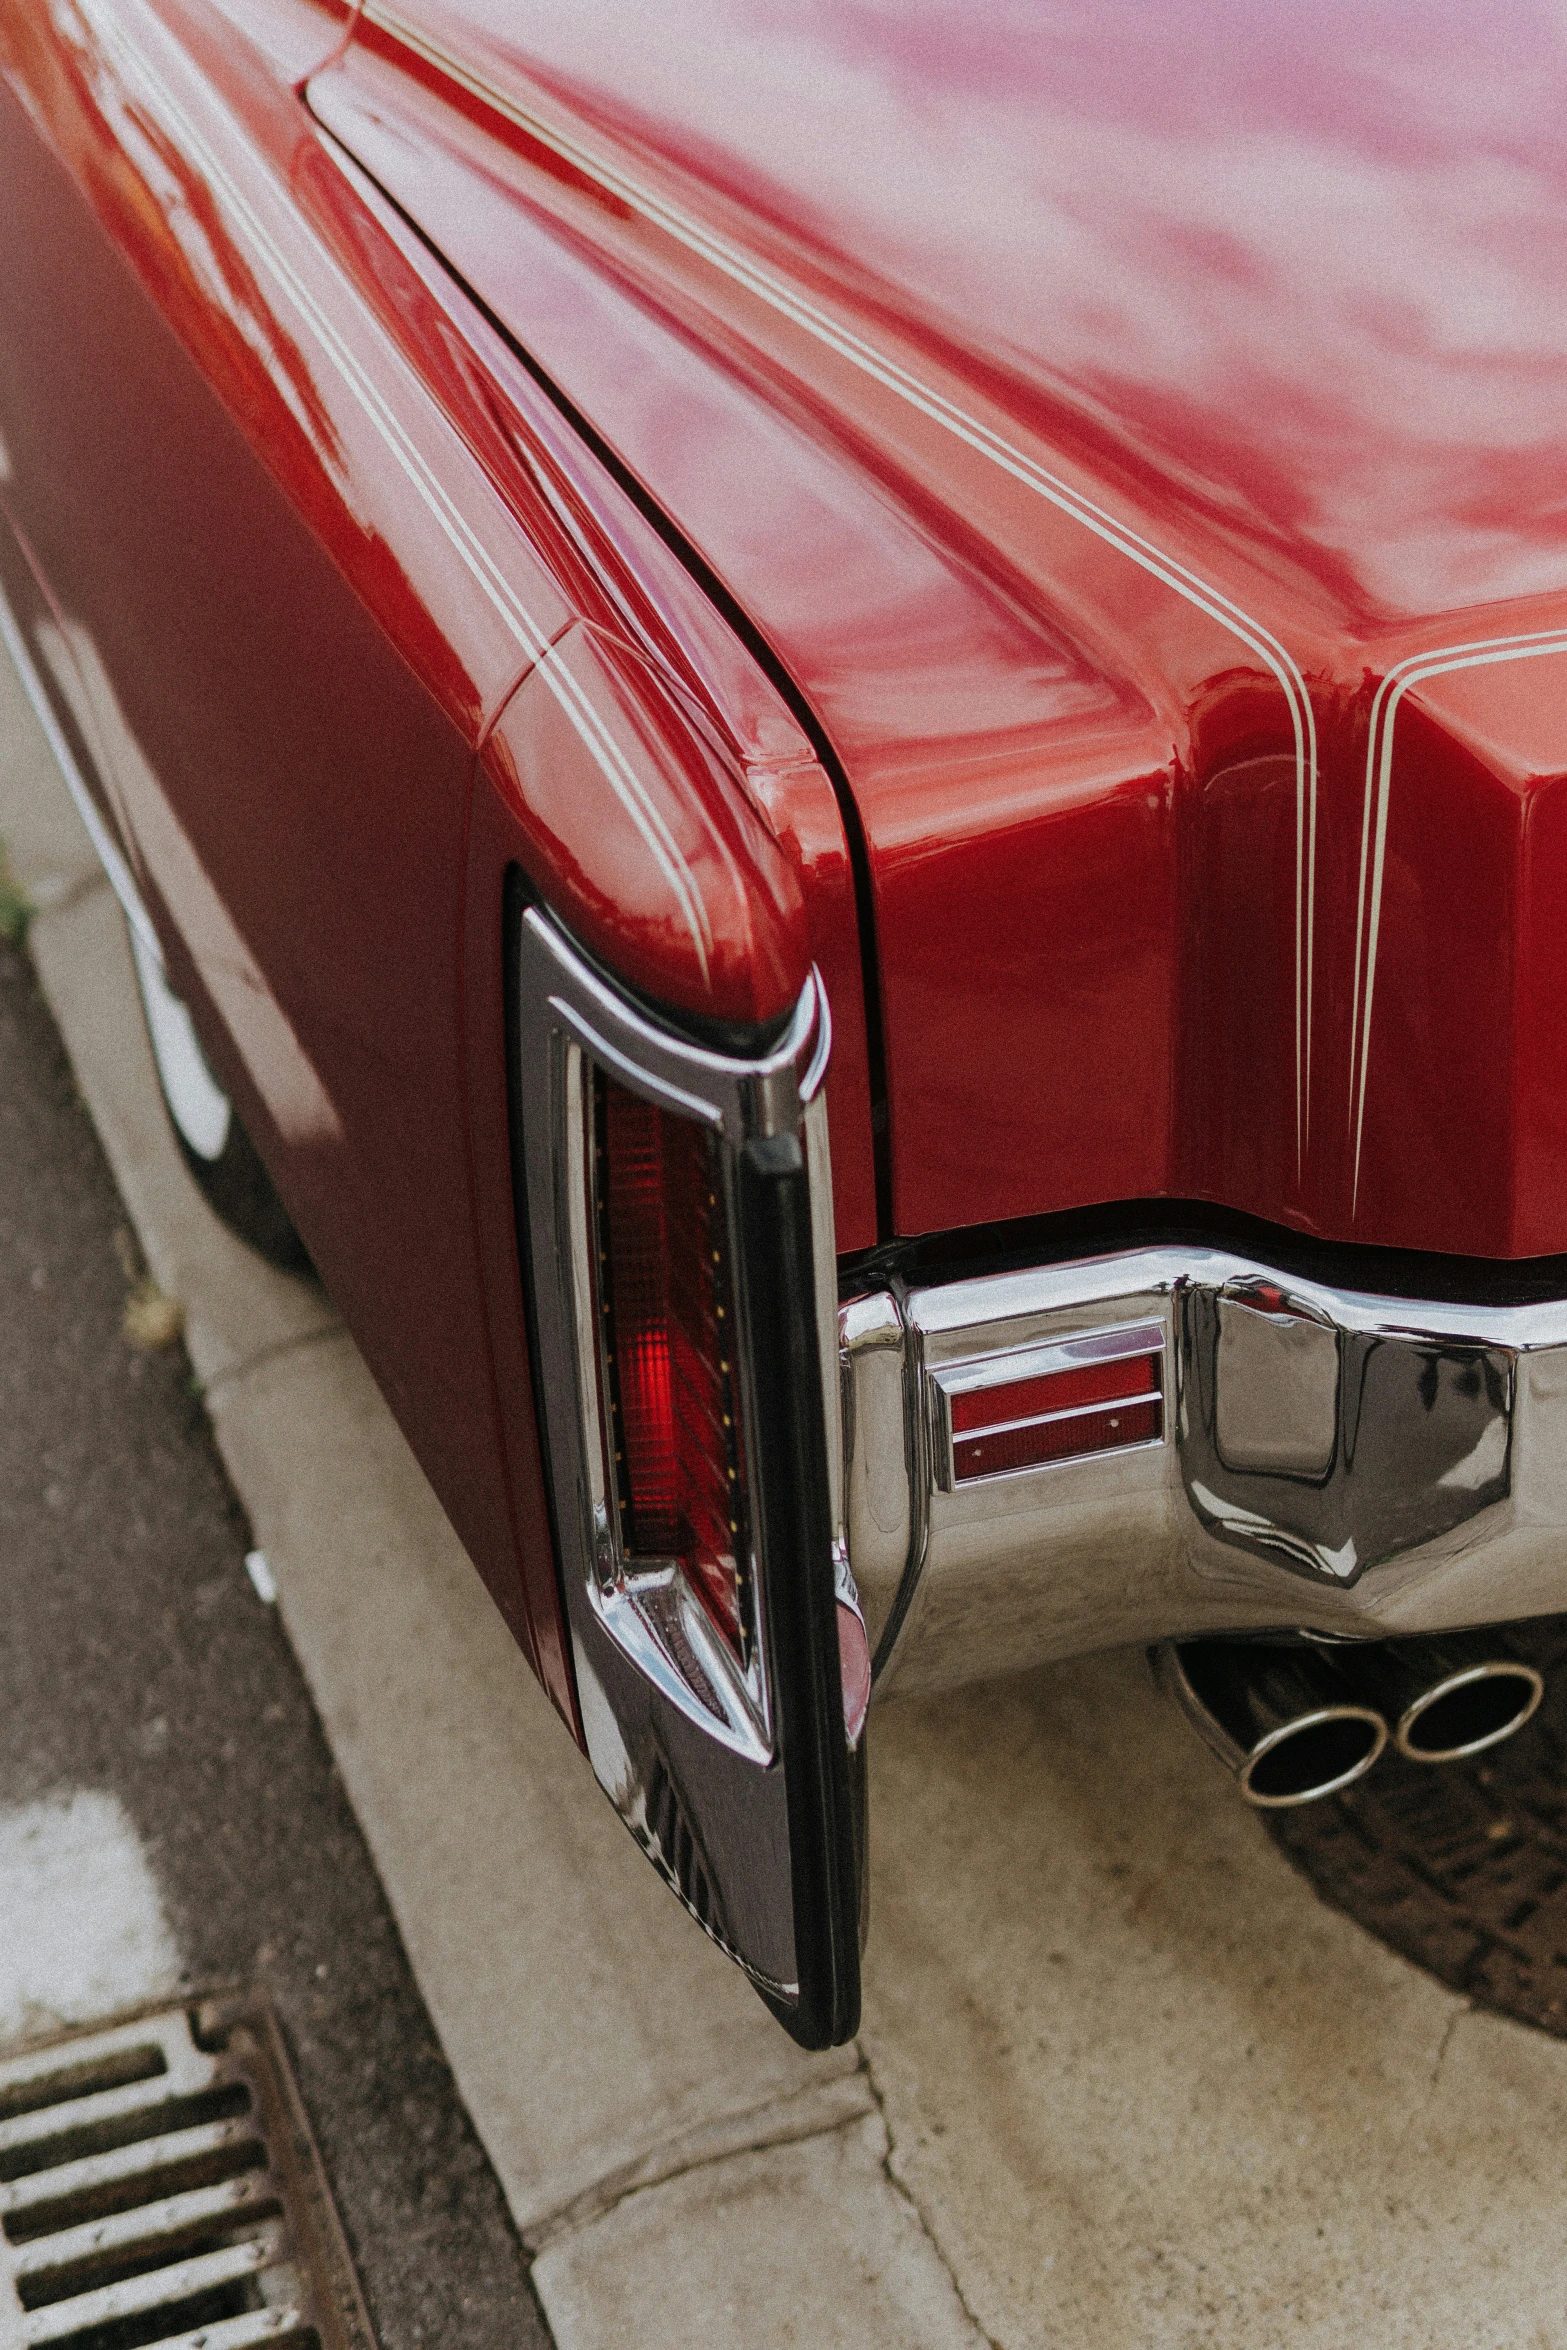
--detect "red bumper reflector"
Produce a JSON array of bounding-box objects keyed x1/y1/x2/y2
[
  {"x1": 953, "y1": 1395, "x2": 1163, "y2": 1481},
  {"x1": 948, "y1": 1343, "x2": 1164, "y2": 1482},
  {"x1": 949, "y1": 1350, "x2": 1158, "y2": 1433},
  {"x1": 596, "y1": 1078, "x2": 748, "y2": 1654}
]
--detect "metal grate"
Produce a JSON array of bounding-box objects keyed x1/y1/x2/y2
[{"x1": 0, "y1": 2000, "x2": 375, "y2": 2350}]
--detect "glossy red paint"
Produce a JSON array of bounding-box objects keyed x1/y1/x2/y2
[
  {"x1": 306, "y1": 0, "x2": 1567, "y2": 1258},
  {"x1": 0, "y1": 0, "x2": 883, "y2": 1726},
  {"x1": 12, "y1": 0, "x2": 1567, "y2": 1747},
  {"x1": 299, "y1": 126, "x2": 877, "y2": 1233},
  {"x1": 0, "y1": 0, "x2": 550, "y2": 1673},
  {"x1": 299, "y1": 117, "x2": 879, "y2": 1633}
]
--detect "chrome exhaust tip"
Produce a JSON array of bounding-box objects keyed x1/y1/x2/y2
[
  {"x1": 1325, "y1": 1633, "x2": 1545, "y2": 1765},
  {"x1": 1152, "y1": 1639, "x2": 1388, "y2": 1808}
]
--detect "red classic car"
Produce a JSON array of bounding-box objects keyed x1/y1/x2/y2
[{"x1": 4, "y1": 0, "x2": 1564, "y2": 2048}]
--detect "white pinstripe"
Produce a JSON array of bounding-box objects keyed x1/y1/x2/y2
[
  {"x1": 1350, "y1": 626, "x2": 1567, "y2": 1210},
  {"x1": 360, "y1": 3, "x2": 1323, "y2": 1171},
  {"x1": 75, "y1": 0, "x2": 715, "y2": 982}
]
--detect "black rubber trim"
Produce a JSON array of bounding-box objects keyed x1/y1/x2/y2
[
  {"x1": 841, "y1": 1191, "x2": 1567, "y2": 1311},
  {"x1": 501, "y1": 868, "x2": 575, "y2": 1693},
  {"x1": 737, "y1": 1129, "x2": 862, "y2": 2047},
  {"x1": 307, "y1": 108, "x2": 894, "y2": 1238}
]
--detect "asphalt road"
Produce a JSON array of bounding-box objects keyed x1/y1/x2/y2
[{"x1": 0, "y1": 924, "x2": 552, "y2": 2350}]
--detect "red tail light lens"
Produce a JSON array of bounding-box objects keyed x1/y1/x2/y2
[{"x1": 594, "y1": 1074, "x2": 750, "y2": 1656}]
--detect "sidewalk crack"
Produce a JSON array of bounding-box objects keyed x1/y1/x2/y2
[
  {"x1": 523, "y1": 2067, "x2": 876, "y2": 2252},
  {"x1": 199, "y1": 1314, "x2": 344, "y2": 1401},
  {"x1": 860, "y1": 2046, "x2": 1003, "y2": 2349},
  {"x1": 1426, "y1": 2002, "x2": 1468, "y2": 2097},
  {"x1": 30, "y1": 866, "x2": 112, "y2": 922}
]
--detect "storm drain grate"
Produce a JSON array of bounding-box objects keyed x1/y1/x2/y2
[{"x1": 0, "y1": 1999, "x2": 375, "y2": 2350}]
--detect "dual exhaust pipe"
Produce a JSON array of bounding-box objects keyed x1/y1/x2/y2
[{"x1": 1153, "y1": 1631, "x2": 1545, "y2": 1809}]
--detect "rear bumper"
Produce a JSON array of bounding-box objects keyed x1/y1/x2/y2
[{"x1": 841, "y1": 1245, "x2": 1567, "y2": 1697}]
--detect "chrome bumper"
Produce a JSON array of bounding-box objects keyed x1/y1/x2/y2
[{"x1": 841, "y1": 1246, "x2": 1567, "y2": 1697}]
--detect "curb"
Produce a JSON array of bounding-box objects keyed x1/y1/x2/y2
[{"x1": 0, "y1": 641, "x2": 983, "y2": 2349}]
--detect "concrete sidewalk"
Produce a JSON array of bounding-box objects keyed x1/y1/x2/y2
[
  {"x1": 7, "y1": 637, "x2": 1567, "y2": 2347},
  {"x1": 0, "y1": 919, "x2": 547, "y2": 2350}
]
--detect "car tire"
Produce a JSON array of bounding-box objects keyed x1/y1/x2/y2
[{"x1": 127, "y1": 920, "x2": 313, "y2": 1275}]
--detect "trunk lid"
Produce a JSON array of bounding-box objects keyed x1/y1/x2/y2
[{"x1": 313, "y1": 0, "x2": 1567, "y2": 1256}]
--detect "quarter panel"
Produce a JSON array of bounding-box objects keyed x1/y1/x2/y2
[
  {"x1": 0, "y1": 0, "x2": 562, "y2": 1657},
  {"x1": 1, "y1": 0, "x2": 877, "y2": 1716}
]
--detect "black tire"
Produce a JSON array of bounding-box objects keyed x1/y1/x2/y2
[{"x1": 127, "y1": 919, "x2": 313, "y2": 1275}]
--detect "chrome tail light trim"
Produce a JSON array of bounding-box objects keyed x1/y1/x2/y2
[{"x1": 512, "y1": 902, "x2": 860, "y2": 2044}]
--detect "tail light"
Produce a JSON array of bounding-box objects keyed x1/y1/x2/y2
[
  {"x1": 594, "y1": 1076, "x2": 751, "y2": 1660},
  {"x1": 511, "y1": 899, "x2": 861, "y2": 2049}
]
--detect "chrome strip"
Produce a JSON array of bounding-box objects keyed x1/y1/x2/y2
[
  {"x1": 934, "y1": 1317, "x2": 1165, "y2": 1402},
  {"x1": 0, "y1": 569, "x2": 235, "y2": 1160},
  {"x1": 514, "y1": 906, "x2": 836, "y2": 1993},
  {"x1": 0, "y1": 568, "x2": 158, "y2": 960},
  {"x1": 958, "y1": 1392, "x2": 1161, "y2": 1444}
]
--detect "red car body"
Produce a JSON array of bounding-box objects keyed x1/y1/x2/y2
[{"x1": 8, "y1": 0, "x2": 1567, "y2": 2040}]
